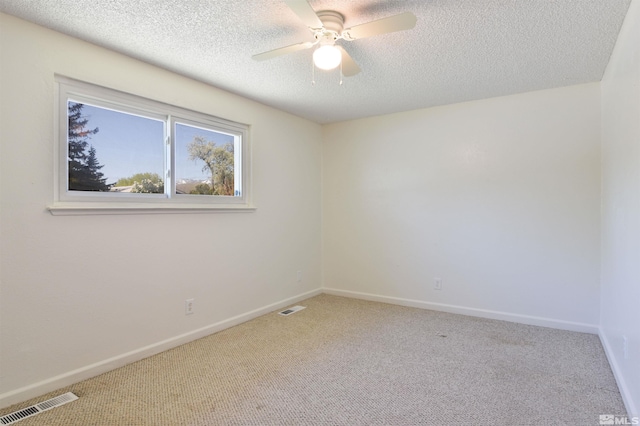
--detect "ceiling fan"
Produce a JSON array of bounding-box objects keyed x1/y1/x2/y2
[{"x1": 252, "y1": 0, "x2": 417, "y2": 77}]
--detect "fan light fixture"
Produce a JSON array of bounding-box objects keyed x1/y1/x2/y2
[
  {"x1": 313, "y1": 44, "x2": 341, "y2": 70},
  {"x1": 251, "y1": 1, "x2": 418, "y2": 79}
]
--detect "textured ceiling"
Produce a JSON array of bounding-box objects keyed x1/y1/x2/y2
[{"x1": 0, "y1": 0, "x2": 632, "y2": 124}]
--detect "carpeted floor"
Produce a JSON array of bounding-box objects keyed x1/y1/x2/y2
[{"x1": 0, "y1": 294, "x2": 627, "y2": 425}]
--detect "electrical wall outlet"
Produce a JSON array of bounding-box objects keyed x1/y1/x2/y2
[
  {"x1": 185, "y1": 298, "x2": 194, "y2": 315},
  {"x1": 297, "y1": 270, "x2": 302, "y2": 283},
  {"x1": 434, "y1": 277, "x2": 443, "y2": 290}
]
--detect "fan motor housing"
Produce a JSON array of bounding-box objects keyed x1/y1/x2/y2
[{"x1": 316, "y1": 10, "x2": 344, "y2": 35}]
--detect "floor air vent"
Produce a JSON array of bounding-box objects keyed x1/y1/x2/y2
[
  {"x1": 278, "y1": 305, "x2": 306, "y2": 316},
  {"x1": 0, "y1": 392, "x2": 78, "y2": 425}
]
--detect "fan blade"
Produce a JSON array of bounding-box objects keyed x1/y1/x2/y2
[
  {"x1": 252, "y1": 41, "x2": 314, "y2": 61},
  {"x1": 283, "y1": 0, "x2": 323, "y2": 29},
  {"x1": 337, "y1": 46, "x2": 361, "y2": 76},
  {"x1": 343, "y1": 12, "x2": 417, "y2": 40}
]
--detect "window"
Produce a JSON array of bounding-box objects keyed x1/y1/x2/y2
[{"x1": 50, "y1": 77, "x2": 252, "y2": 214}]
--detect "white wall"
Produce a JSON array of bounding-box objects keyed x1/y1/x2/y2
[
  {"x1": 0, "y1": 13, "x2": 322, "y2": 407},
  {"x1": 323, "y1": 84, "x2": 602, "y2": 331},
  {"x1": 600, "y1": 0, "x2": 640, "y2": 417}
]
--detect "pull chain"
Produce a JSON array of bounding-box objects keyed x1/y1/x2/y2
[{"x1": 310, "y1": 61, "x2": 344, "y2": 86}]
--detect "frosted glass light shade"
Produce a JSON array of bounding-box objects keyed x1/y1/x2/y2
[{"x1": 313, "y1": 45, "x2": 342, "y2": 70}]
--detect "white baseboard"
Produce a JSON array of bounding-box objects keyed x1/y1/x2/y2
[
  {"x1": 0, "y1": 287, "x2": 602, "y2": 410},
  {"x1": 0, "y1": 288, "x2": 322, "y2": 410},
  {"x1": 323, "y1": 288, "x2": 599, "y2": 334},
  {"x1": 599, "y1": 329, "x2": 639, "y2": 418}
]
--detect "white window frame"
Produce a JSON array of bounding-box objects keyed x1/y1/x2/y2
[{"x1": 49, "y1": 76, "x2": 254, "y2": 215}]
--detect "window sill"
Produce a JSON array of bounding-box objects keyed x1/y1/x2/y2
[{"x1": 47, "y1": 202, "x2": 257, "y2": 216}]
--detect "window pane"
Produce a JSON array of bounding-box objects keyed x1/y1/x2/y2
[
  {"x1": 67, "y1": 101, "x2": 165, "y2": 193},
  {"x1": 175, "y1": 122, "x2": 239, "y2": 196}
]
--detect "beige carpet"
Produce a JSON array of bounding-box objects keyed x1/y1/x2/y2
[{"x1": 0, "y1": 294, "x2": 626, "y2": 425}]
